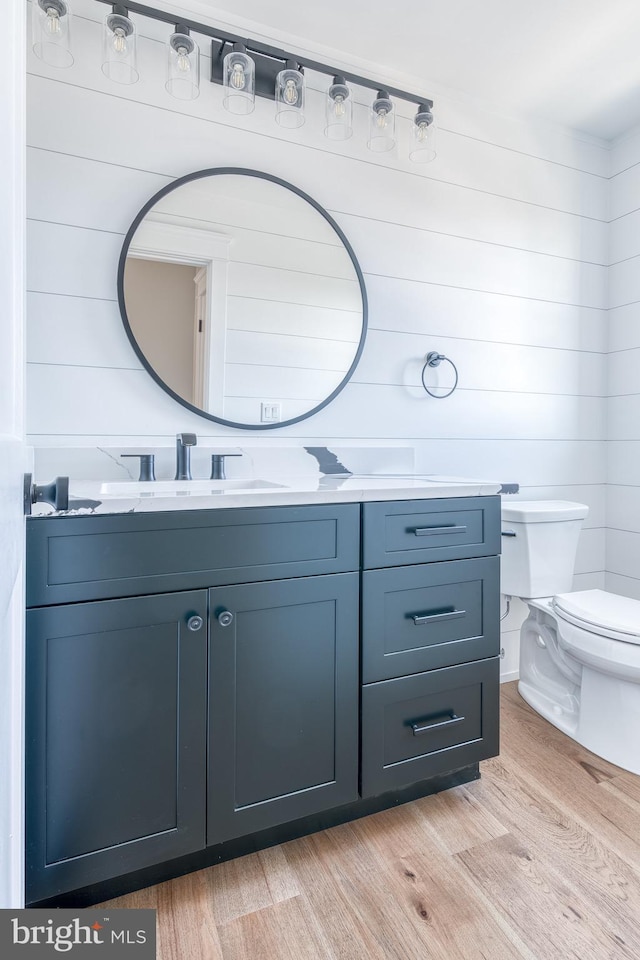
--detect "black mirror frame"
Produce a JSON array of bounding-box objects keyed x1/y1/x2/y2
[{"x1": 117, "y1": 167, "x2": 369, "y2": 431}]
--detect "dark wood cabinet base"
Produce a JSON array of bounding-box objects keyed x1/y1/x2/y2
[{"x1": 27, "y1": 764, "x2": 479, "y2": 908}]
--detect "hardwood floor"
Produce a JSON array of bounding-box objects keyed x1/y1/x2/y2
[{"x1": 102, "y1": 682, "x2": 640, "y2": 959}]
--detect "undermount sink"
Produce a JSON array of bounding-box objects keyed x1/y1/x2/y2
[{"x1": 98, "y1": 479, "x2": 287, "y2": 496}]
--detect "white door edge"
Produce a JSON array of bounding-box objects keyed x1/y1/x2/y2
[{"x1": 0, "y1": 0, "x2": 26, "y2": 909}]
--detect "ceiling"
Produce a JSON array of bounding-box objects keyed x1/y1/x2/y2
[{"x1": 190, "y1": 0, "x2": 640, "y2": 141}]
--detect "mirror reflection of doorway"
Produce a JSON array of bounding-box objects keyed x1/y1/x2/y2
[
  {"x1": 124, "y1": 258, "x2": 220, "y2": 411},
  {"x1": 124, "y1": 258, "x2": 198, "y2": 405}
]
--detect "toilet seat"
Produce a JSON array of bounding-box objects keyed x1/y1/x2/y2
[{"x1": 553, "y1": 589, "x2": 640, "y2": 645}]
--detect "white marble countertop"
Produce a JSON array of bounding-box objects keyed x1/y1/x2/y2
[{"x1": 30, "y1": 474, "x2": 503, "y2": 517}]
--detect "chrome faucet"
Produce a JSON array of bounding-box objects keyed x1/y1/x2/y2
[{"x1": 175, "y1": 433, "x2": 197, "y2": 480}]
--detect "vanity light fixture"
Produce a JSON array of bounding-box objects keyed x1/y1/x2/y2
[
  {"x1": 166, "y1": 24, "x2": 200, "y2": 100},
  {"x1": 85, "y1": 0, "x2": 436, "y2": 163},
  {"x1": 32, "y1": 0, "x2": 74, "y2": 68},
  {"x1": 325, "y1": 76, "x2": 353, "y2": 140},
  {"x1": 102, "y1": 4, "x2": 138, "y2": 84},
  {"x1": 410, "y1": 102, "x2": 436, "y2": 163},
  {"x1": 275, "y1": 60, "x2": 305, "y2": 128},
  {"x1": 222, "y1": 42, "x2": 255, "y2": 114}
]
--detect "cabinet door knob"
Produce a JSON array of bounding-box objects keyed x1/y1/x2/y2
[
  {"x1": 217, "y1": 610, "x2": 234, "y2": 627},
  {"x1": 187, "y1": 615, "x2": 204, "y2": 632}
]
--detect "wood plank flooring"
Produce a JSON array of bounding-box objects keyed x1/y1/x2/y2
[{"x1": 102, "y1": 682, "x2": 640, "y2": 959}]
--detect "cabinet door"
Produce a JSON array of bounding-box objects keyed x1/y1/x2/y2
[
  {"x1": 26, "y1": 591, "x2": 208, "y2": 903},
  {"x1": 208, "y1": 573, "x2": 359, "y2": 845}
]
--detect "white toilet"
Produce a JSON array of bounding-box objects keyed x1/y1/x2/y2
[{"x1": 501, "y1": 499, "x2": 640, "y2": 775}]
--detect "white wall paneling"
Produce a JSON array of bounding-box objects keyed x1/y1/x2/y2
[
  {"x1": 606, "y1": 530, "x2": 640, "y2": 582},
  {"x1": 607, "y1": 484, "x2": 640, "y2": 534},
  {"x1": 606, "y1": 131, "x2": 640, "y2": 599},
  {"x1": 607, "y1": 442, "x2": 640, "y2": 487},
  {"x1": 608, "y1": 207, "x2": 640, "y2": 264},
  {"x1": 608, "y1": 346, "x2": 640, "y2": 396},
  {"x1": 609, "y1": 303, "x2": 640, "y2": 353},
  {"x1": 608, "y1": 123, "x2": 640, "y2": 177},
  {"x1": 27, "y1": 0, "x2": 611, "y2": 679}
]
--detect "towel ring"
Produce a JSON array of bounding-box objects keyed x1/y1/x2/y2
[{"x1": 421, "y1": 352, "x2": 459, "y2": 399}]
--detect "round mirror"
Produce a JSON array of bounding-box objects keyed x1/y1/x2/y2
[{"x1": 118, "y1": 168, "x2": 368, "y2": 429}]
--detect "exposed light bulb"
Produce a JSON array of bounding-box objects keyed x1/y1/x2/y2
[
  {"x1": 376, "y1": 107, "x2": 388, "y2": 129},
  {"x1": 112, "y1": 26, "x2": 127, "y2": 54},
  {"x1": 230, "y1": 60, "x2": 245, "y2": 89},
  {"x1": 176, "y1": 45, "x2": 191, "y2": 72},
  {"x1": 333, "y1": 94, "x2": 345, "y2": 118},
  {"x1": 284, "y1": 78, "x2": 298, "y2": 105},
  {"x1": 45, "y1": 6, "x2": 61, "y2": 34},
  {"x1": 417, "y1": 121, "x2": 429, "y2": 142}
]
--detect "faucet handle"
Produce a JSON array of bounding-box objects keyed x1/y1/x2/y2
[
  {"x1": 121, "y1": 453, "x2": 156, "y2": 482},
  {"x1": 211, "y1": 453, "x2": 242, "y2": 480},
  {"x1": 177, "y1": 433, "x2": 197, "y2": 446}
]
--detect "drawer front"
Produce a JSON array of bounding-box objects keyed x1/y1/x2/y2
[
  {"x1": 362, "y1": 497, "x2": 501, "y2": 568},
  {"x1": 26, "y1": 504, "x2": 360, "y2": 606},
  {"x1": 361, "y1": 658, "x2": 499, "y2": 798},
  {"x1": 362, "y1": 557, "x2": 500, "y2": 681}
]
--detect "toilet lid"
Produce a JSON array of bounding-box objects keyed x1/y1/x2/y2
[
  {"x1": 553, "y1": 590, "x2": 640, "y2": 645},
  {"x1": 501, "y1": 499, "x2": 588, "y2": 522}
]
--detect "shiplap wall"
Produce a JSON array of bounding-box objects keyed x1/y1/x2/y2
[
  {"x1": 607, "y1": 127, "x2": 640, "y2": 600},
  {"x1": 26, "y1": 0, "x2": 610, "y2": 679}
]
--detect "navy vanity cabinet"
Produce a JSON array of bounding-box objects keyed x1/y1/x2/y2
[
  {"x1": 25, "y1": 496, "x2": 500, "y2": 906},
  {"x1": 360, "y1": 497, "x2": 501, "y2": 798},
  {"x1": 25, "y1": 503, "x2": 360, "y2": 904},
  {"x1": 26, "y1": 591, "x2": 208, "y2": 904},
  {"x1": 207, "y1": 573, "x2": 359, "y2": 844}
]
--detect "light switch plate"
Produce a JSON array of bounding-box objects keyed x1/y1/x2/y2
[{"x1": 261, "y1": 402, "x2": 281, "y2": 423}]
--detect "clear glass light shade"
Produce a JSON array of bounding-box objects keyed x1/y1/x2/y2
[
  {"x1": 32, "y1": 0, "x2": 73, "y2": 68},
  {"x1": 223, "y1": 45, "x2": 255, "y2": 114},
  {"x1": 410, "y1": 107, "x2": 436, "y2": 163},
  {"x1": 367, "y1": 93, "x2": 395, "y2": 152},
  {"x1": 102, "y1": 11, "x2": 138, "y2": 85},
  {"x1": 325, "y1": 78, "x2": 352, "y2": 140},
  {"x1": 166, "y1": 32, "x2": 200, "y2": 100},
  {"x1": 275, "y1": 65, "x2": 305, "y2": 128}
]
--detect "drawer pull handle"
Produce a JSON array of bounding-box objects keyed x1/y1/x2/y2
[
  {"x1": 502, "y1": 530, "x2": 517, "y2": 538},
  {"x1": 411, "y1": 714, "x2": 464, "y2": 736},
  {"x1": 187, "y1": 615, "x2": 204, "y2": 632},
  {"x1": 412, "y1": 609, "x2": 466, "y2": 625},
  {"x1": 412, "y1": 524, "x2": 467, "y2": 537},
  {"x1": 217, "y1": 610, "x2": 234, "y2": 627}
]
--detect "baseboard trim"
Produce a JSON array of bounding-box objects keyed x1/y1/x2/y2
[{"x1": 500, "y1": 670, "x2": 519, "y2": 683}]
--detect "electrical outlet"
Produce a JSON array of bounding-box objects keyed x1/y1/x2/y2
[{"x1": 261, "y1": 402, "x2": 281, "y2": 423}]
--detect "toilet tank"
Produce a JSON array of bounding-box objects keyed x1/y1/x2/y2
[{"x1": 501, "y1": 500, "x2": 588, "y2": 598}]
